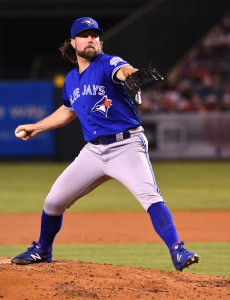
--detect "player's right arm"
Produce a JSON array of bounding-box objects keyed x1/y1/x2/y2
[{"x1": 15, "y1": 105, "x2": 77, "y2": 140}]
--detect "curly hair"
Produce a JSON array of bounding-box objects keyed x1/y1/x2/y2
[
  {"x1": 59, "y1": 38, "x2": 77, "y2": 65},
  {"x1": 59, "y1": 38, "x2": 104, "y2": 65}
]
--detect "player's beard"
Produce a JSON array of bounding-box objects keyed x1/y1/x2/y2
[{"x1": 76, "y1": 46, "x2": 101, "y2": 62}]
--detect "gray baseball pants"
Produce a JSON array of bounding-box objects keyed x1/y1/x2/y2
[{"x1": 44, "y1": 129, "x2": 164, "y2": 216}]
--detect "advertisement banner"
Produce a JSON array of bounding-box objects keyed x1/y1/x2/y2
[
  {"x1": 0, "y1": 81, "x2": 55, "y2": 157},
  {"x1": 142, "y1": 113, "x2": 230, "y2": 160}
]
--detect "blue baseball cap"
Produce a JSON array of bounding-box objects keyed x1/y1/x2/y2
[{"x1": 71, "y1": 17, "x2": 103, "y2": 38}]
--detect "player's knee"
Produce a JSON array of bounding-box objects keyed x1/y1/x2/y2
[{"x1": 44, "y1": 194, "x2": 66, "y2": 215}]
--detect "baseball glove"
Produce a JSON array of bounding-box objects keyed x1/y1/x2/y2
[{"x1": 124, "y1": 64, "x2": 164, "y2": 105}]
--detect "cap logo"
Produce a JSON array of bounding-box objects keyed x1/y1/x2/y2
[{"x1": 81, "y1": 19, "x2": 95, "y2": 26}]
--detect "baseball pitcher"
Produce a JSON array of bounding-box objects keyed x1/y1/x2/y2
[{"x1": 12, "y1": 17, "x2": 199, "y2": 271}]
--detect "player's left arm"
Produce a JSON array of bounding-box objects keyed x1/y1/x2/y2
[
  {"x1": 116, "y1": 64, "x2": 164, "y2": 105},
  {"x1": 115, "y1": 65, "x2": 138, "y2": 81},
  {"x1": 115, "y1": 65, "x2": 142, "y2": 104}
]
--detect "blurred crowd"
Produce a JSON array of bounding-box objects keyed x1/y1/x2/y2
[{"x1": 140, "y1": 12, "x2": 230, "y2": 113}]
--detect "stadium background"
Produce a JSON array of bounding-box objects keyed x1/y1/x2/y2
[
  {"x1": 1, "y1": 0, "x2": 230, "y2": 160},
  {"x1": 0, "y1": 2, "x2": 230, "y2": 298}
]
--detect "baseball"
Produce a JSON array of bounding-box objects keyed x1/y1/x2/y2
[{"x1": 15, "y1": 130, "x2": 27, "y2": 138}]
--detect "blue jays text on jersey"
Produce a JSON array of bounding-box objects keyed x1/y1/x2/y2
[{"x1": 62, "y1": 53, "x2": 142, "y2": 142}]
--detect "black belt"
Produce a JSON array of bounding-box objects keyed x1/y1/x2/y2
[{"x1": 90, "y1": 131, "x2": 131, "y2": 145}]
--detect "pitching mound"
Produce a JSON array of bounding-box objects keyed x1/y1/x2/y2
[
  {"x1": 0, "y1": 211, "x2": 229, "y2": 299},
  {"x1": 0, "y1": 259, "x2": 229, "y2": 299}
]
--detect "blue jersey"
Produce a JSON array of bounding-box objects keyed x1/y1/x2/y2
[{"x1": 62, "y1": 53, "x2": 142, "y2": 142}]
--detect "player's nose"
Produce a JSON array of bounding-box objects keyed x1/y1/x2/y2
[{"x1": 89, "y1": 36, "x2": 96, "y2": 42}]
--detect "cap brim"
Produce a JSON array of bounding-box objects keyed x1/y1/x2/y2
[{"x1": 73, "y1": 28, "x2": 103, "y2": 38}]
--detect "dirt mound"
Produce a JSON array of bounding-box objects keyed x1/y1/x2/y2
[
  {"x1": 0, "y1": 259, "x2": 229, "y2": 299},
  {"x1": 1, "y1": 211, "x2": 229, "y2": 299}
]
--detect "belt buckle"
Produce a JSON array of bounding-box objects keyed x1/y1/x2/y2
[{"x1": 98, "y1": 136, "x2": 104, "y2": 145}]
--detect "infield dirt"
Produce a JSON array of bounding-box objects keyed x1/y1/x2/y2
[{"x1": 0, "y1": 211, "x2": 229, "y2": 299}]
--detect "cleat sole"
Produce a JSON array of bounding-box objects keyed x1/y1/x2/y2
[
  {"x1": 179, "y1": 255, "x2": 199, "y2": 272},
  {"x1": 11, "y1": 258, "x2": 52, "y2": 265}
]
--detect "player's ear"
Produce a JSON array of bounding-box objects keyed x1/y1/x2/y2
[{"x1": 71, "y1": 39, "x2": 76, "y2": 49}]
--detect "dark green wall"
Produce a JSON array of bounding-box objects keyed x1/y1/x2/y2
[{"x1": 104, "y1": 0, "x2": 230, "y2": 73}]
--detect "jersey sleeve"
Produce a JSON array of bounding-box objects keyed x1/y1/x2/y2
[
  {"x1": 62, "y1": 80, "x2": 74, "y2": 111},
  {"x1": 104, "y1": 56, "x2": 130, "y2": 83}
]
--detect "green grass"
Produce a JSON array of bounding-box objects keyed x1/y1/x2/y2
[
  {"x1": 2, "y1": 242, "x2": 229, "y2": 277},
  {"x1": 155, "y1": 161, "x2": 230, "y2": 211},
  {"x1": 0, "y1": 161, "x2": 229, "y2": 213},
  {"x1": 0, "y1": 161, "x2": 229, "y2": 278}
]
